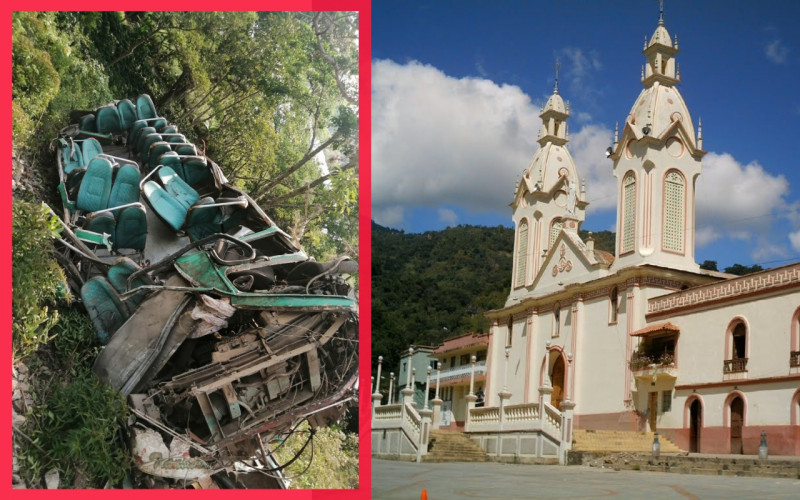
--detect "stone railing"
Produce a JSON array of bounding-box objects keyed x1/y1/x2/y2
[
  {"x1": 373, "y1": 403, "x2": 401, "y2": 422},
  {"x1": 543, "y1": 402, "x2": 562, "y2": 436},
  {"x1": 468, "y1": 405, "x2": 500, "y2": 427}
]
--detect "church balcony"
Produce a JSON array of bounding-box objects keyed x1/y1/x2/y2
[
  {"x1": 436, "y1": 361, "x2": 487, "y2": 387},
  {"x1": 629, "y1": 355, "x2": 678, "y2": 382},
  {"x1": 723, "y1": 357, "x2": 748, "y2": 374},
  {"x1": 790, "y1": 351, "x2": 800, "y2": 368}
]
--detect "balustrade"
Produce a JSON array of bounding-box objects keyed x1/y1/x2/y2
[{"x1": 723, "y1": 357, "x2": 748, "y2": 373}]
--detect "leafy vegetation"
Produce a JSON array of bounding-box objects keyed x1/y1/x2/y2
[
  {"x1": 13, "y1": 11, "x2": 358, "y2": 256},
  {"x1": 12, "y1": 200, "x2": 66, "y2": 361},
  {"x1": 371, "y1": 222, "x2": 515, "y2": 371},
  {"x1": 272, "y1": 422, "x2": 359, "y2": 489}
]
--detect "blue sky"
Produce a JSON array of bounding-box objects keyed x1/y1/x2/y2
[{"x1": 371, "y1": 0, "x2": 800, "y2": 270}]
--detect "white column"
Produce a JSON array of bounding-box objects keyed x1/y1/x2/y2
[
  {"x1": 423, "y1": 367, "x2": 431, "y2": 410},
  {"x1": 498, "y1": 348, "x2": 512, "y2": 434},
  {"x1": 432, "y1": 362, "x2": 443, "y2": 427},
  {"x1": 388, "y1": 372, "x2": 395, "y2": 405},
  {"x1": 372, "y1": 356, "x2": 383, "y2": 420},
  {"x1": 464, "y1": 355, "x2": 478, "y2": 432}
]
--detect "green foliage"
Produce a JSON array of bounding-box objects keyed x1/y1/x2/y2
[
  {"x1": 577, "y1": 229, "x2": 616, "y2": 255},
  {"x1": 272, "y1": 422, "x2": 358, "y2": 489},
  {"x1": 12, "y1": 201, "x2": 66, "y2": 360},
  {"x1": 12, "y1": 13, "x2": 61, "y2": 146},
  {"x1": 20, "y1": 371, "x2": 130, "y2": 488},
  {"x1": 50, "y1": 309, "x2": 99, "y2": 374},
  {"x1": 724, "y1": 263, "x2": 764, "y2": 276},
  {"x1": 700, "y1": 259, "x2": 718, "y2": 271},
  {"x1": 372, "y1": 222, "x2": 515, "y2": 371}
]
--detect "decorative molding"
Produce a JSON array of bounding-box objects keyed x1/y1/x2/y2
[
  {"x1": 648, "y1": 264, "x2": 800, "y2": 315},
  {"x1": 552, "y1": 243, "x2": 573, "y2": 276}
]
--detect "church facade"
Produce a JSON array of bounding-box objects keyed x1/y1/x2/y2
[{"x1": 484, "y1": 12, "x2": 800, "y2": 456}]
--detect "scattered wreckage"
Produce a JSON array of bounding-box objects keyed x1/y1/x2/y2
[{"x1": 51, "y1": 95, "x2": 358, "y2": 488}]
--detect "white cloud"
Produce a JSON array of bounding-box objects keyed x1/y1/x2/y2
[
  {"x1": 695, "y1": 226, "x2": 722, "y2": 247},
  {"x1": 438, "y1": 208, "x2": 458, "y2": 225},
  {"x1": 790, "y1": 230, "x2": 800, "y2": 253},
  {"x1": 373, "y1": 205, "x2": 405, "y2": 228},
  {"x1": 372, "y1": 59, "x2": 541, "y2": 225},
  {"x1": 695, "y1": 152, "x2": 789, "y2": 246},
  {"x1": 566, "y1": 124, "x2": 616, "y2": 213},
  {"x1": 765, "y1": 39, "x2": 789, "y2": 64},
  {"x1": 557, "y1": 47, "x2": 603, "y2": 99}
]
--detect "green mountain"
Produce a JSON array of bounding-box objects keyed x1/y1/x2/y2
[{"x1": 371, "y1": 222, "x2": 618, "y2": 372}]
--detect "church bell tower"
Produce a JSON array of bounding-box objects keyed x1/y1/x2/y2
[{"x1": 608, "y1": 7, "x2": 705, "y2": 272}]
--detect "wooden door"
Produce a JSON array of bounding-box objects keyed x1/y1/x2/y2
[
  {"x1": 551, "y1": 356, "x2": 565, "y2": 410},
  {"x1": 730, "y1": 397, "x2": 743, "y2": 454},
  {"x1": 689, "y1": 399, "x2": 701, "y2": 453},
  {"x1": 648, "y1": 392, "x2": 658, "y2": 431}
]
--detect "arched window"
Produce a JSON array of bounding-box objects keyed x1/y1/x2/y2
[
  {"x1": 553, "y1": 304, "x2": 561, "y2": 337},
  {"x1": 724, "y1": 320, "x2": 748, "y2": 373},
  {"x1": 609, "y1": 287, "x2": 619, "y2": 323},
  {"x1": 791, "y1": 308, "x2": 800, "y2": 367},
  {"x1": 621, "y1": 172, "x2": 636, "y2": 254},
  {"x1": 663, "y1": 170, "x2": 685, "y2": 252},
  {"x1": 515, "y1": 220, "x2": 528, "y2": 288}
]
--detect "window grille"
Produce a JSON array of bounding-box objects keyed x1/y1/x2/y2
[
  {"x1": 664, "y1": 171, "x2": 684, "y2": 252},
  {"x1": 621, "y1": 173, "x2": 636, "y2": 253}
]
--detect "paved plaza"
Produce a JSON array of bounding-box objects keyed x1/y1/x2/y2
[{"x1": 372, "y1": 459, "x2": 800, "y2": 499}]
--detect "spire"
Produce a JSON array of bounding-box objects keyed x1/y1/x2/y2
[
  {"x1": 642, "y1": 1, "x2": 678, "y2": 87},
  {"x1": 697, "y1": 117, "x2": 703, "y2": 149},
  {"x1": 554, "y1": 58, "x2": 561, "y2": 94}
]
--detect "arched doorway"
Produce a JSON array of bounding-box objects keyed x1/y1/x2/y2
[
  {"x1": 689, "y1": 399, "x2": 701, "y2": 453},
  {"x1": 551, "y1": 356, "x2": 565, "y2": 409},
  {"x1": 730, "y1": 396, "x2": 744, "y2": 454}
]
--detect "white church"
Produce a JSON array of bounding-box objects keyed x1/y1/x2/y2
[
  {"x1": 483, "y1": 10, "x2": 800, "y2": 456},
  {"x1": 372, "y1": 8, "x2": 799, "y2": 461}
]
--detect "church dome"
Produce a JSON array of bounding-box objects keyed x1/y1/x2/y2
[
  {"x1": 543, "y1": 92, "x2": 567, "y2": 115},
  {"x1": 627, "y1": 82, "x2": 695, "y2": 143},
  {"x1": 526, "y1": 143, "x2": 579, "y2": 193}
]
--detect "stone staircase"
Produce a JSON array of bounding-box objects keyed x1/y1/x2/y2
[
  {"x1": 641, "y1": 455, "x2": 800, "y2": 479},
  {"x1": 572, "y1": 429, "x2": 682, "y2": 453},
  {"x1": 423, "y1": 430, "x2": 488, "y2": 463}
]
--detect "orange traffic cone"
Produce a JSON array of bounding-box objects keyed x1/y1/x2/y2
[{"x1": 420, "y1": 489, "x2": 428, "y2": 500}]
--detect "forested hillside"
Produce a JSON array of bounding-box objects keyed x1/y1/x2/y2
[{"x1": 371, "y1": 223, "x2": 616, "y2": 372}]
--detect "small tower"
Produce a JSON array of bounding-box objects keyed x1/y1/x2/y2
[
  {"x1": 607, "y1": 6, "x2": 705, "y2": 272},
  {"x1": 509, "y1": 65, "x2": 587, "y2": 300}
]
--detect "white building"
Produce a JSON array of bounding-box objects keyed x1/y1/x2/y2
[{"x1": 485, "y1": 10, "x2": 800, "y2": 456}]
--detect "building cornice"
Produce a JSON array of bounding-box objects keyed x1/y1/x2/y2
[{"x1": 647, "y1": 263, "x2": 800, "y2": 318}]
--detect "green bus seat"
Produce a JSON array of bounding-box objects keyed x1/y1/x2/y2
[
  {"x1": 108, "y1": 164, "x2": 141, "y2": 213},
  {"x1": 183, "y1": 157, "x2": 212, "y2": 189},
  {"x1": 143, "y1": 180, "x2": 187, "y2": 231},
  {"x1": 140, "y1": 134, "x2": 163, "y2": 164},
  {"x1": 158, "y1": 166, "x2": 199, "y2": 209},
  {"x1": 135, "y1": 127, "x2": 157, "y2": 155},
  {"x1": 136, "y1": 94, "x2": 158, "y2": 120},
  {"x1": 106, "y1": 257, "x2": 152, "y2": 312},
  {"x1": 114, "y1": 206, "x2": 148, "y2": 253},
  {"x1": 158, "y1": 151, "x2": 185, "y2": 180},
  {"x1": 81, "y1": 276, "x2": 129, "y2": 344},
  {"x1": 80, "y1": 114, "x2": 97, "y2": 133},
  {"x1": 185, "y1": 197, "x2": 223, "y2": 242},
  {"x1": 148, "y1": 142, "x2": 172, "y2": 171},
  {"x1": 76, "y1": 157, "x2": 114, "y2": 212},
  {"x1": 175, "y1": 144, "x2": 197, "y2": 156},
  {"x1": 59, "y1": 138, "x2": 84, "y2": 174},
  {"x1": 80, "y1": 138, "x2": 104, "y2": 165},
  {"x1": 96, "y1": 105, "x2": 123, "y2": 134},
  {"x1": 117, "y1": 99, "x2": 137, "y2": 131},
  {"x1": 128, "y1": 120, "x2": 148, "y2": 149},
  {"x1": 83, "y1": 211, "x2": 116, "y2": 250}
]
